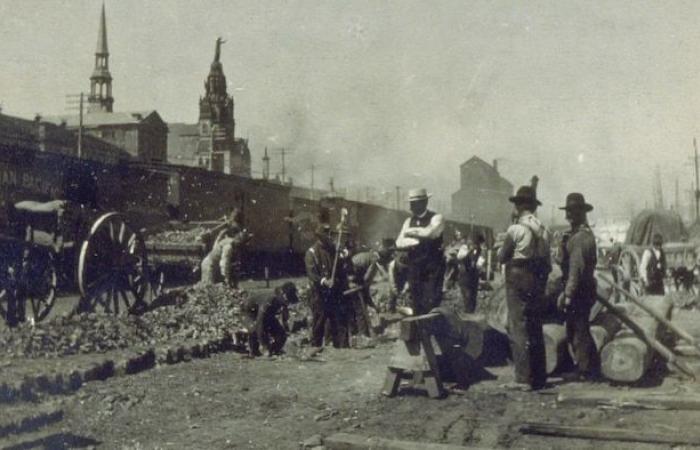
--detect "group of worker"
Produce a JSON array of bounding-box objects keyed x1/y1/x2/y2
[{"x1": 239, "y1": 183, "x2": 612, "y2": 395}]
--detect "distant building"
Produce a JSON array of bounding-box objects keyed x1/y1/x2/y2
[
  {"x1": 0, "y1": 112, "x2": 131, "y2": 165},
  {"x1": 45, "y1": 5, "x2": 167, "y2": 163},
  {"x1": 451, "y1": 156, "x2": 513, "y2": 232},
  {"x1": 167, "y1": 38, "x2": 251, "y2": 177}
]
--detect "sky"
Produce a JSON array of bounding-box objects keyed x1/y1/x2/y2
[{"x1": 1, "y1": 0, "x2": 700, "y2": 225}]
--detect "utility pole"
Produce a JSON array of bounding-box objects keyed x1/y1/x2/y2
[
  {"x1": 262, "y1": 147, "x2": 270, "y2": 180},
  {"x1": 694, "y1": 138, "x2": 699, "y2": 222},
  {"x1": 65, "y1": 92, "x2": 85, "y2": 159},
  {"x1": 78, "y1": 93, "x2": 83, "y2": 159},
  {"x1": 395, "y1": 186, "x2": 400, "y2": 210},
  {"x1": 273, "y1": 148, "x2": 293, "y2": 184},
  {"x1": 675, "y1": 177, "x2": 680, "y2": 212},
  {"x1": 310, "y1": 164, "x2": 315, "y2": 200},
  {"x1": 329, "y1": 177, "x2": 335, "y2": 194}
]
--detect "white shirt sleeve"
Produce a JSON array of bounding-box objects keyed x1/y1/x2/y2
[
  {"x1": 639, "y1": 249, "x2": 651, "y2": 284},
  {"x1": 395, "y1": 217, "x2": 419, "y2": 249},
  {"x1": 456, "y1": 244, "x2": 469, "y2": 260},
  {"x1": 404, "y1": 213, "x2": 445, "y2": 240}
]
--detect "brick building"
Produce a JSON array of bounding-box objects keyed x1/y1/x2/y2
[
  {"x1": 167, "y1": 38, "x2": 251, "y2": 177},
  {"x1": 451, "y1": 156, "x2": 514, "y2": 232},
  {"x1": 0, "y1": 112, "x2": 130, "y2": 165},
  {"x1": 46, "y1": 5, "x2": 168, "y2": 163}
]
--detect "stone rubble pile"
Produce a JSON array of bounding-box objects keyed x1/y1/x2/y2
[
  {"x1": 145, "y1": 226, "x2": 210, "y2": 244},
  {"x1": 0, "y1": 283, "x2": 312, "y2": 359}
]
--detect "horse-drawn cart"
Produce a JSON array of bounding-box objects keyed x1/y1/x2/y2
[
  {"x1": 614, "y1": 242, "x2": 698, "y2": 297},
  {"x1": 0, "y1": 200, "x2": 153, "y2": 326}
]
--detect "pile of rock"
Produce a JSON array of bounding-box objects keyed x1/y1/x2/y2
[
  {"x1": 145, "y1": 226, "x2": 209, "y2": 244},
  {"x1": 0, "y1": 284, "x2": 313, "y2": 360}
]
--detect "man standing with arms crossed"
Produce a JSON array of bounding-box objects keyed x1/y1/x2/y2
[
  {"x1": 395, "y1": 188, "x2": 446, "y2": 315},
  {"x1": 498, "y1": 185, "x2": 551, "y2": 391}
]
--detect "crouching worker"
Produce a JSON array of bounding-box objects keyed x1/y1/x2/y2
[{"x1": 243, "y1": 282, "x2": 299, "y2": 357}]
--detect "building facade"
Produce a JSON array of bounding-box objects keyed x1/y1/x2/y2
[
  {"x1": 167, "y1": 38, "x2": 251, "y2": 177},
  {"x1": 46, "y1": 5, "x2": 168, "y2": 163},
  {"x1": 451, "y1": 156, "x2": 514, "y2": 232}
]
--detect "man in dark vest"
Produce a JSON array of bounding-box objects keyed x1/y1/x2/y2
[
  {"x1": 640, "y1": 233, "x2": 666, "y2": 295},
  {"x1": 557, "y1": 193, "x2": 600, "y2": 381},
  {"x1": 305, "y1": 213, "x2": 350, "y2": 348},
  {"x1": 395, "y1": 188, "x2": 445, "y2": 315},
  {"x1": 498, "y1": 185, "x2": 551, "y2": 391}
]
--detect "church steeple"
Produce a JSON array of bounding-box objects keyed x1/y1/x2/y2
[{"x1": 88, "y1": 3, "x2": 113, "y2": 113}]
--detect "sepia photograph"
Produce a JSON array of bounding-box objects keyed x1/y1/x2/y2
[{"x1": 2, "y1": 0, "x2": 700, "y2": 448}]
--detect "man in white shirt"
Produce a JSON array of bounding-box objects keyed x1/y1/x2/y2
[
  {"x1": 395, "y1": 188, "x2": 445, "y2": 315},
  {"x1": 639, "y1": 233, "x2": 666, "y2": 295}
]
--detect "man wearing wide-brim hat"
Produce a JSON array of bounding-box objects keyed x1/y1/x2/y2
[
  {"x1": 395, "y1": 188, "x2": 446, "y2": 315},
  {"x1": 305, "y1": 209, "x2": 350, "y2": 348},
  {"x1": 557, "y1": 192, "x2": 600, "y2": 381},
  {"x1": 497, "y1": 185, "x2": 552, "y2": 391}
]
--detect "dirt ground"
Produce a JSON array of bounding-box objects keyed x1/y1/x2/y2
[{"x1": 4, "y1": 280, "x2": 700, "y2": 449}]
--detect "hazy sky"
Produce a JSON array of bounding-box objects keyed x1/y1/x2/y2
[{"x1": 2, "y1": 0, "x2": 700, "y2": 224}]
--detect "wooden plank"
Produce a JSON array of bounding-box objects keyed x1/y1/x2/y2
[
  {"x1": 519, "y1": 422, "x2": 700, "y2": 446},
  {"x1": 557, "y1": 391, "x2": 700, "y2": 410},
  {"x1": 324, "y1": 432, "x2": 488, "y2": 450}
]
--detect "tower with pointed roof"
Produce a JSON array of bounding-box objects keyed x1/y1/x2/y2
[
  {"x1": 88, "y1": 4, "x2": 113, "y2": 113},
  {"x1": 192, "y1": 37, "x2": 250, "y2": 176}
]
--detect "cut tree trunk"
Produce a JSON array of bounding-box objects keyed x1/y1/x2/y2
[{"x1": 600, "y1": 295, "x2": 672, "y2": 383}]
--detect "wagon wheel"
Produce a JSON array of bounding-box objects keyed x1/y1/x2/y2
[
  {"x1": 78, "y1": 213, "x2": 151, "y2": 315},
  {"x1": 22, "y1": 246, "x2": 58, "y2": 323},
  {"x1": 617, "y1": 248, "x2": 643, "y2": 299},
  {"x1": 0, "y1": 246, "x2": 57, "y2": 326}
]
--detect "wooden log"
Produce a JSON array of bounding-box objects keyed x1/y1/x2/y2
[
  {"x1": 543, "y1": 324, "x2": 567, "y2": 375},
  {"x1": 556, "y1": 391, "x2": 700, "y2": 410},
  {"x1": 324, "y1": 432, "x2": 489, "y2": 450},
  {"x1": 600, "y1": 295, "x2": 680, "y2": 382},
  {"x1": 598, "y1": 274, "x2": 699, "y2": 350},
  {"x1": 519, "y1": 422, "x2": 700, "y2": 446}
]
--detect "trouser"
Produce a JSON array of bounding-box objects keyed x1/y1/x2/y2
[
  {"x1": 458, "y1": 271, "x2": 479, "y2": 313},
  {"x1": 645, "y1": 278, "x2": 665, "y2": 296},
  {"x1": 310, "y1": 293, "x2": 349, "y2": 348},
  {"x1": 565, "y1": 299, "x2": 600, "y2": 376},
  {"x1": 248, "y1": 316, "x2": 287, "y2": 356},
  {"x1": 505, "y1": 264, "x2": 547, "y2": 388},
  {"x1": 387, "y1": 261, "x2": 409, "y2": 312},
  {"x1": 350, "y1": 288, "x2": 373, "y2": 336},
  {"x1": 220, "y1": 243, "x2": 241, "y2": 288},
  {"x1": 407, "y1": 262, "x2": 445, "y2": 316}
]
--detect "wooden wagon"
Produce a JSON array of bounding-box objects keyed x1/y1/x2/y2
[
  {"x1": 614, "y1": 242, "x2": 698, "y2": 297},
  {"x1": 0, "y1": 200, "x2": 154, "y2": 327}
]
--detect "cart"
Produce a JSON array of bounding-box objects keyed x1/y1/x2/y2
[
  {"x1": 0, "y1": 200, "x2": 153, "y2": 326},
  {"x1": 614, "y1": 242, "x2": 697, "y2": 297}
]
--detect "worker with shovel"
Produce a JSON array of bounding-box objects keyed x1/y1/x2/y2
[{"x1": 305, "y1": 209, "x2": 351, "y2": 348}]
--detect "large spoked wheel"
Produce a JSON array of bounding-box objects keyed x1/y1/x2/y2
[
  {"x1": 0, "y1": 245, "x2": 57, "y2": 326},
  {"x1": 23, "y1": 246, "x2": 58, "y2": 323},
  {"x1": 78, "y1": 213, "x2": 151, "y2": 315},
  {"x1": 617, "y1": 248, "x2": 643, "y2": 299}
]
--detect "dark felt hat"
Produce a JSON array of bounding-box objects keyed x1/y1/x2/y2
[
  {"x1": 559, "y1": 193, "x2": 594, "y2": 212},
  {"x1": 509, "y1": 186, "x2": 541, "y2": 206}
]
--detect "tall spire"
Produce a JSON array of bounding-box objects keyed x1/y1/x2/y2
[
  {"x1": 96, "y1": 3, "x2": 108, "y2": 55},
  {"x1": 88, "y1": 2, "x2": 113, "y2": 113}
]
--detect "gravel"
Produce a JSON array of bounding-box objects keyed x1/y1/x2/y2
[{"x1": 0, "y1": 283, "x2": 312, "y2": 359}]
